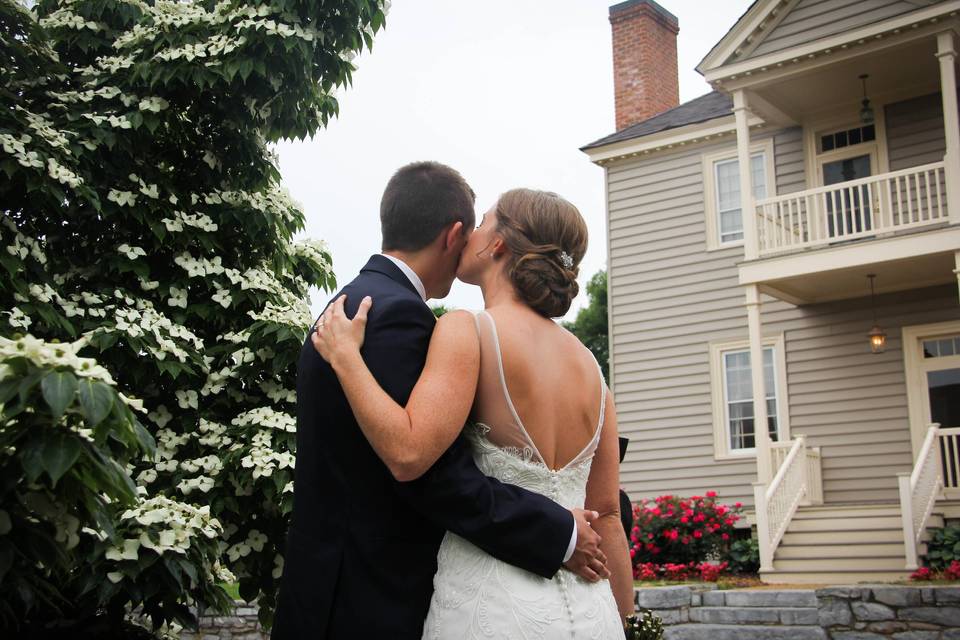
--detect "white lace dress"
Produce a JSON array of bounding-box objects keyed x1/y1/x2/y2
[{"x1": 421, "y1": 311, "x2": 625, "y2": 640}]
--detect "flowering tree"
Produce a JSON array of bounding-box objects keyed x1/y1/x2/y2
[{"x1": 1, "y1": 0, "x2": 385, "y2": 634}]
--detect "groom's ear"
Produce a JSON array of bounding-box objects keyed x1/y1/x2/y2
[{"x1": 442, "y1": 221, "x2": 465, "y2": 252}]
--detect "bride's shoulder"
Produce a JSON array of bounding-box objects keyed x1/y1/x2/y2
[{"x1": 435, "y1": 309, "x2": 480, "y2": 337}]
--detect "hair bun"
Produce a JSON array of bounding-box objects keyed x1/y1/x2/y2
[
  {"x1": 510, "y1": 251, "x2": 580, "y2": 318},
  {"x1": 495, "y1": 188, "x2": 587, "y2": 317}
]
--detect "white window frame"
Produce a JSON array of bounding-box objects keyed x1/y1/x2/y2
[
  {"x1": 709, "y1": 334, "x2": 790, "y2": 461},
  {"x1": 702, "y1": 138, "x2": 776, "y2": 252},
  {"x1": 802, "y1": 109, "x2": 890, "y2": 190}
]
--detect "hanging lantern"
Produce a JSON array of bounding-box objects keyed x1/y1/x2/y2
[
  {"x1": 859, "y1": 74, "x2": 874, "y2": 125},
  {"x1": 866, "y1": 274, "x2": 886, "y2": 353}
]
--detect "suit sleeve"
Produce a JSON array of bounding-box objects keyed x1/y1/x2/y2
[{"x1": 357, "y1": 296, "x2": 575, "y2": 579}]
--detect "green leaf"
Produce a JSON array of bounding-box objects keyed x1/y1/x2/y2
[
  {"x1": 77, "y1": 379, "x2": 114, "y2": 426},
  {"x1": 41, "y1": 434, "x2": 82, "y2": 486},
  {"x1": 41, "y1": 371, "x2": 78, "y2": 421},
  {"x1": 0, "y1": 510, "x2": 10, "y2": 535},
  {"x1": 20, "y1": 438, "x2": 45, "y2": 484}
]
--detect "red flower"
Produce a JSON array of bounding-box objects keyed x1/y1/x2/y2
[
  {"x1": 721, "y1": 533, "x2": 730, "y2": 541},
  {"x1": 706, "y1": 490, "x2": 717, "y2": 498},
  {"x1": 693, "y1": 530, "x2": 703, "y2": 539},
  {"x1": 910, "y1": 567, "x2": 933, "y2": 581}
]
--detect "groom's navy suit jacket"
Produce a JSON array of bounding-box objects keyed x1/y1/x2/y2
[{"x1": 271, "y1": 255, "x2": 574, "y2": 640}]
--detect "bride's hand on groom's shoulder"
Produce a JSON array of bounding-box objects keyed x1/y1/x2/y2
[
  {"x1": 311, "y1": 294, "x2": 373, "y2": 367},
  {"x1": 563, "y1": 508, "x2": 610, "y2": 583}
]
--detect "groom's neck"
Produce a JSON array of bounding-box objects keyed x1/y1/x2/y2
[{"x1": 382, "y1": 249, "x2": 434, "y2": 294}]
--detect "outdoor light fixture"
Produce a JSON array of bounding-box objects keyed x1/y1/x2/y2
[
  {"x1": 859, "y1": 74, "x2": 875, "y2": 125},
  {"x1": 866, "y1": 274, "x2": 886, "y2": 353}
]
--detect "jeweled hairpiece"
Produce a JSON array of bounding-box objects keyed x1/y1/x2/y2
[{"x1": 559, "y1": 251, "x2": 574, "y2": 269}]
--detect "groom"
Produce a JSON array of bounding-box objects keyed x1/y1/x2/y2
[{"x1": 271, "y1": 161, "x2": 608, "y2": 639}]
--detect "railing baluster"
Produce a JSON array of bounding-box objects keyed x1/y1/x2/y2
[
  {"x1": 895, "y1": 175, "x2": 905, "y2": 226},
  {"x1": 935, "y1": 166, "x2": 944, "y2": 220},
  {"x1": 907, "y1": 174, "x2": 916, "y2": 224},
  {"x1": 924, "y1": 169, "x2": 933, "y2": 222},
  {"x1": 857, "y1": 184, "x2": 873, "y2": 232}
]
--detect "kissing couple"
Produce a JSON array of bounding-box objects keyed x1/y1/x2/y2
[{"x1": 271, "y1": 161, "x2": 633, "y2": 639}]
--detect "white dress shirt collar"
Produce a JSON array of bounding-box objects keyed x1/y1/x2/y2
[{"x1": 381, "y1": 254, "x2": 426, "y2": 301}]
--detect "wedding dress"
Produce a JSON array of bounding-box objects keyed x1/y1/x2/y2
[{"x1": 421, "y1": 310, "x2": 625, "y2": 640}]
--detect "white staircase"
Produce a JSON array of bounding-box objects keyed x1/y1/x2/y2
[{"x1": 761, "y1": 503, "x2": 944, "y2": 584}]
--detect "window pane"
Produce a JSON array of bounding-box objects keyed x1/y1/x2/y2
[
  {"x1": 849, "y1": 128, "x2": 862, "y2": 145},
  {"x1": 751, "y1": 154, "x2": 767, "y2": 200},
  {"x1": 924, "y1": 336, "x2": 960, "y2": 358},
  {"x1": 729, "y1": 401, "x2": 754, "y2": 450},
  {"x1": 720, "y1": 210, "x2": 743, "y2": 237},
  {"x1": 724, "y1": 346, "x2": 779, "y2": 451},
  {"x1": 716, "y1": 160, "x2": 740, "y2": 211},
  {"x1": 863, "y1": 124, "x2": 876, "y2": 142},
  {"x1": 821, "y1": 135, "x2": 835, "y2": 152},
  {"x1": 836, "y1": 130, "x2": 848, "y2": 148}
]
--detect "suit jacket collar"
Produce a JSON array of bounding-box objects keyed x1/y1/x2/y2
[{"x1": 360, "y1": 254, "x2": 424, "y2": 299}]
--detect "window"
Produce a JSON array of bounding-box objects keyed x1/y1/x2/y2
[
  {"x1": 723, "y1": 348, "x2": 778, "y2": 451},
  {"x1": 820, "y1": 124, "x2": 875, "y2": 153},
  {"x1": 709, "y1": 336, "x2": 789, "y2": 459},
  {"x1": 714, "y1": 154, "x2": 768, "y2": 244},
  {"x1": 702, "y1": 140, "x2": 775, "y2": 251}
]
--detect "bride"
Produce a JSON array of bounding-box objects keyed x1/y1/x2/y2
[{"x1": 311, "y1": 188, "x2": 633, "y2": 638}]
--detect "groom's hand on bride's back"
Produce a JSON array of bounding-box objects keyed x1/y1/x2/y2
[{"x1": 563, "y1": 508, "x2": 609, "y2": 582}]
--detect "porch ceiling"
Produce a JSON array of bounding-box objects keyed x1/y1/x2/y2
[
  {"x1": 740, "y1": 226, "x2": 960, "y2": 305},
  {"x1": 750, "y1": 37, "x2": 941, "y2": 122}
]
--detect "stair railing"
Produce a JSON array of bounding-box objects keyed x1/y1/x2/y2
[
  {"x1": 754, "y1": 434, "x2": 809, "y2": 573},
  {"x1": 899, "y1": 423, "x2": 944, "y2": 570}
]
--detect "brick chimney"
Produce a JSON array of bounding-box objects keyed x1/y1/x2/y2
[{"x1": 609, "y1": 0, "x2": 680, "y2": 131}]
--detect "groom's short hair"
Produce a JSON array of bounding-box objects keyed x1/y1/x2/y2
[{"x1": 380, "y1": 161, "x2": 476, "y2": 251}]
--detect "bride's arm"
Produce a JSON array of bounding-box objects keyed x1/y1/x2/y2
[
  {"x1": 312, "y1": 295, "x2": 480, "y2": 482},
  {"x1": 583, "y1": 387, "x2": 634, "y2": 621}
]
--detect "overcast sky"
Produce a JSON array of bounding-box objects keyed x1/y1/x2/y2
[{"x1": 277, "y1": 0, "x2": 754, "y2": 320}]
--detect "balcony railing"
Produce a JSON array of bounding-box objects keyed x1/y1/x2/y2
[{"x1": 754, "y1": 161, "x2": 949, "y2": 257}]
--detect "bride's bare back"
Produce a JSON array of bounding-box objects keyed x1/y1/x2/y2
[{"x1": 473, "y1": 305, "x2": 605, "y2": 471}]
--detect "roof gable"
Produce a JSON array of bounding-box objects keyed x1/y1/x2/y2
[{"x1": 697, "y1": 0, "x2": 947, "y2": 74}]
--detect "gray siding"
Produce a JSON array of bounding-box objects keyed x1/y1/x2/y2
[
  {"x1": 886, "y1": 92, "x2": 946, "y2": 171},
  {"x1": 743, "y1": 0, "x2": 941, "y2": 61},
  {"x1": 609, "y1": 124, "x2": 958, "y2": 509}
]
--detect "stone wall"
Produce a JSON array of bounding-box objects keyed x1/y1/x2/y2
[
  {"x1": 178, "y1": 601, "x2": 267, "y2": 640},
  {"x1": 633, "y1": 584, "x2": 960, "y2": 639}
]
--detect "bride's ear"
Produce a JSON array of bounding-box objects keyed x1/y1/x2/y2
[{"x1": 489, "y1": 234, "x2": 506, "y2": 260}]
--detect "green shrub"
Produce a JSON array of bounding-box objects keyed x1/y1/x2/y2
[
  {"x1": 926, "y1": 524, "x2": 960, "y2": 570},
  {"x1": 725, "y1": 537, "x2": 760, "y2": 575}
]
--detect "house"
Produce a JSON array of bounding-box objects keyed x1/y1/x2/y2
[{"x1": 583, "y1": 0, "x2": 960, "y2": 583}]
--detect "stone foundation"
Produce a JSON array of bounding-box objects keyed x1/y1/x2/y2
[{"x1": 633, "y1": 584, "x2": 960, "y2": 639}]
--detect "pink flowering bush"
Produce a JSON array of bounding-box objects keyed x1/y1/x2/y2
[
  {"x1": 629, "y1": 492, "x2": 743, "y2": 567},
  {"x1": 631, "y1": 561, "x2": 729, "y2": 583},
  {"x1": 910, "y1": 567, "x2": 933, "y2": 581}
]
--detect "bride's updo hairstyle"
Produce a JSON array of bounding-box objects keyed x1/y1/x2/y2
[{"x1": 495, "y1": 189, "x2": 588, "y2": 318}]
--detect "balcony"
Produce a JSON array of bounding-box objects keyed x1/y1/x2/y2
[
  {"x1": 738, "y1": 162, "x2": 960, "y2": 305},
  {"x1": 756, "y1": 162, "x2": 949, "y2": 258}
]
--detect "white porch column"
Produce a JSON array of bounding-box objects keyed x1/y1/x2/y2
[
  {"x1": 936, "y1": 32, "x2": 960, "y2": 224},
  {"x1": 746, "y1": 284, "x2": 772, "y2": 484},
  {"x1": 955, "y1": 250, "x2": 960, "y2": 302},
  {"x1": 733, "y1": 90, "x2": 759, "y2": 259}
]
